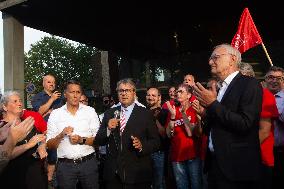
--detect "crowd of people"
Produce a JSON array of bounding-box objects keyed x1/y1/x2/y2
[{"x1": 0, "y1": 43, "x2": 283, "y2": 189}]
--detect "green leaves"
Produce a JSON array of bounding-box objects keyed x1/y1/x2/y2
[{"x1": 24, "y1": 36, "x2": 97, "y2": 93}]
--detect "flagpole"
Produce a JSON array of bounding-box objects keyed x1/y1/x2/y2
[{"x1": 261, "y1": 43, "x2": 273, "y2": 66}]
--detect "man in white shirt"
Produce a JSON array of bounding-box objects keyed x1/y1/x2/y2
[{"x1": 47, "y1": 80, "x2": 100, "y2": 189}]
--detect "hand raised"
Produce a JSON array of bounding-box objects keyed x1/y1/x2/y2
[
  {"x1": 27, "y1": 134, "x2": 46, "y2": 149},
  {"x1": 108, "y1": 118, "x2": 120, "y2": 130},
  {"x1": 10, "y1": 117, "x2": 35, "y2": 143},
  {"x1": 0, "y1": 122, "x2": 12, "y2": 142},
  {"x1": 192, "y1": 99, "x2": 206, "y2": 117},
  {"x1": 51, "y1": 91, "x2": 61, "y2": 101},
  {"x1": 193, "y1": 82, "x2": 217, "y2": 107},
  {"x1": 165, "y1": 101, "x2": 176, "y2": 117}
]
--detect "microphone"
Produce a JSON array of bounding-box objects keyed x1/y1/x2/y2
[
  {"x1": 112, "y1": 110, "x2": 120, "y2": 151},
  {"x1": 114, "y1": 110, "x2": 120, "y2": 119}
]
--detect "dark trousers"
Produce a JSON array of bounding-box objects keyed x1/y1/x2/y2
[
  {"x1": 105, "y1": 175, "x2": 151, "y2": 189},
  {"x1": 273, "y1": 146, "x2": 284, "y2": 189},
  {"x1": 56, "y1": 156, "x2": 98, "y2": 189},
  {"x1": 152, "y1": 151, "x2": 166, "y2": 189},
  {"x1": 258, "y1": 164, "x2": 273, "y2": 189},
  {"x1": 207, "y1": 153, "x2": 258, "y2": 189}
]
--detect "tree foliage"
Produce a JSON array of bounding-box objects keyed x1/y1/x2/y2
[{"x1": 24, "y1": 36, "x2": 98, "y2": 93}]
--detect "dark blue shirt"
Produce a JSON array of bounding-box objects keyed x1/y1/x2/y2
[{"x1": 31, "y1": 91, "x2": 64, "y2": 121}]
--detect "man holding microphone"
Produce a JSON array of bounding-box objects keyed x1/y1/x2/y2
[{"x1": 95, "y1": 78, "x2": 160, "y2": 189}]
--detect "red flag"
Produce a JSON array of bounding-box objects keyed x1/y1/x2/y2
[{"x1": 231, "y1": 8, "x2": 263, "y2": 53}]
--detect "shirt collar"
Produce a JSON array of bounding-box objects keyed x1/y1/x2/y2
[
  {"x1": 39, "y1": 90, "x2": 49, "y2": 97},
  {"x1": 43, "y1": 90, "x2": 53, "y2": 97},
  {"x1": 275, "y1": 90, "x2": 284, "y2": 98},
  {"x1": 217, "y1": 81, "x2": 223, "y2": 89},
  {"x1": 121, "y1": 102, "x2": 135, "y2": 112},
  {"x1": 223, "y1": 71, "x2": 239, "y2": 86},
  {"x1": 63, "y1": 103, "x2": 84, "y2": 111}
]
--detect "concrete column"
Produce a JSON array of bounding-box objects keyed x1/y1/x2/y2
[
  {"x1": 101, "y1": 51, "x2": 111, "y2": 95},
  {"x1": 3, "y1": 14, "x2": 25, "y2": 101},
  {"x1": 93, "y1": 51, "x2": 111, "y2": 95},
  {"x1": 107, "y1": 51, "x2": 119, "y2": 94}
]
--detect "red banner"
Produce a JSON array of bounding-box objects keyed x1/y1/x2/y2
[{"x1": 231, "y1": 8, "x2": 263, "y2": 53}]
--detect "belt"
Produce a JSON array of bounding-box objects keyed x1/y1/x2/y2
[{"x1": 58, "y1": 152, "x2": 95, "y2": 164}]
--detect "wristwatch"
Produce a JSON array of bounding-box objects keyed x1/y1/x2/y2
[{"x1": 79, "y1": 137, "x2": 87, "y2": 145}]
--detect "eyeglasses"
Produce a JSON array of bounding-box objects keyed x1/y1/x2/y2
[
  {"x1": 117, "y1": 89, "x2": 134, "y2": 94},
  {"x1": 265, "y1": 75, "x2": 284, "y2": 82},
  {"x1": 209, "y1": 53, "x2": 232, "y2": 62}
]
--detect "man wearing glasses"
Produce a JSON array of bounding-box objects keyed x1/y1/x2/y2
[
  {"x1": 193, "y1": 43, "x2": 263, "y2": 189},
  {"x1": 95, "y1": 78, "x2": 160, "y2": 189},
  {"x1": 264, "y1": 66, "x2": 284, "y2": 188}
]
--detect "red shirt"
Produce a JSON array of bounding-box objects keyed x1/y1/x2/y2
[
  {"x1": 162, "y1": 99, "x2": 174, "y2": 110},
  {"x1": 167, "y1": 105, "x2": 199, "y2": 162},
  {"x1": 260, "y1": 88, "x2": 279, "y2": 166},
  {"x1": 21, "y1": 109, "x2": 47, "y2": 133}
]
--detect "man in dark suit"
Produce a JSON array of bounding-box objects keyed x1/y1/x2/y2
[
  {"x1": 192, "y1": 44, "x2": 263, "y2": 189},
  {"x1": 95, "y1": 78, "x2": 160, "y2": 189}
]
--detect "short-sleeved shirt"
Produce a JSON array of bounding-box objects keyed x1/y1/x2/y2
[
  {"x1": 31, "y1": 91, "x2": 64, "y2": 121},
  {"x1": 166, "y1": 105, "x2": 199, "y2": 162},
  {"x1": 21, "y1": 109, "x2": 47, "y2": 133},
  {"x1": 46, "y1": 104, "x2": 100, "y2": 159},
  {"x1": 260, "y1": 88, "x2": 279, "y2": 166}
]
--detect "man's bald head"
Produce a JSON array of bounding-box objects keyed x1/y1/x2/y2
[
  {"x1": 183, "y1": 74, "x2": 195, "y2": 87},
  {"x1": 43, "y1": 74, "x2": 56, "y2": 94}
]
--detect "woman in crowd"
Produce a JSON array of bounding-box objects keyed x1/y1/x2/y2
[
  {"x1": 0, "y1": 91, "x2": 48, "y2": 189},
  {"x1": 165, "y1": 84, "x2": 202, "y2": 189}
]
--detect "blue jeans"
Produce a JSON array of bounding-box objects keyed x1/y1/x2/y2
[
  {"x1": 56, "y1": 156, "x2": 98, "y2": 189},
  {"x1": 152, "y1": 151, "x2": 166, "y2": 189},
  {"x1": 172, "y1": 158, "x2": 202, "y2": 189}
]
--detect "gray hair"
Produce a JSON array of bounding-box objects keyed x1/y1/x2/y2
[
  {"x1": 178, "y1": 83, "x2": 193, "y2": 94},
  {"x1": 214, "y1": 43, "x2": 242, "y2": 65},
  {"x1": 239, "y1": 62, "x2": 255, "y2": 77},
  {"x1": 116, "y1": 78, "x2": 136, "y2": 91},
  {"x1": 0, "y1": 91, "x2": 21, "y2": 112},
  {"x1": 265, "y1": 66, "x2": 284, "y2": 77}
]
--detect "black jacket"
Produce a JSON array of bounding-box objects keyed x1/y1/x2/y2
[
  {"x1": 205, "y1": 73, "x2": 263, "y2": 181},
  {"x1": 95, "y1": 104, "x2": 160, "y2": 184}
]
